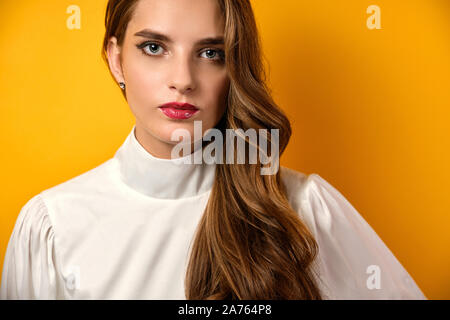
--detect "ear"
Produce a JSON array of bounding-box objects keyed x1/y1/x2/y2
[{"x1": 106, "y1": 36, "x2": 125, "y2": 84}]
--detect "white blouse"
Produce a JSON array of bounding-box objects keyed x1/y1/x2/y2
[{"x1": 0, "y1": 125, "x2": 427, "y2": 300}]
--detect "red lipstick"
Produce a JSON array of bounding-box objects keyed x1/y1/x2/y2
[{"x1": 158, "y1": 102, "x2": 199, "y2": 120}]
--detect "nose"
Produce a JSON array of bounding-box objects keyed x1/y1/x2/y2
[{"x1": 168, "y1": 52, "x2": 196, "y2": 94}]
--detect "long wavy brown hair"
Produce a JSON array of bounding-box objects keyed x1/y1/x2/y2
[{"x1": 102, "y1": 0, "x2": 323, "y2": 299}]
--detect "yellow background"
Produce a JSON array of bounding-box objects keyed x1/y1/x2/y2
[{"x1": 0, "y1": 0, "x2": 449, "y2": 299}]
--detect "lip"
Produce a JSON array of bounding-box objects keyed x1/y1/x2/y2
[
  {"x1": 158, "y1": 102, "x2": 199, "y2": 120},
  {"x1": 159, "y1": 102, "x2": 199, "y2": 110}
]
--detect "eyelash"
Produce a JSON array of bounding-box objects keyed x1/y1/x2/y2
[{"x1": 135, "y1": 41, "x2": 225, "y2": 63}]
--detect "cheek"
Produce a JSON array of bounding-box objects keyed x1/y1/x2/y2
[
  {"x1": 203, "y1": 73, "x2": 230, "y2": 111},
  {"x1": 123, "y1": 65, "x2": 164, "y2": 121},
  {"x1": 126, "y1": 63, "x2": 160, "y2": 102}
]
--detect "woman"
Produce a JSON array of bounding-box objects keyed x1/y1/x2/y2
[{"x1": 0, "y1": 0, "x2": 426, "y2": 300}]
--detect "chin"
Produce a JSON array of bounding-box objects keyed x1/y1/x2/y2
[{"x1": 157, "y1": 123, "x2": 196, "y2": 144}]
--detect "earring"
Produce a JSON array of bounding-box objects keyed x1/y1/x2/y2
[{"x1": 119, "y1": 82, "x2": 126, "y2": 90}]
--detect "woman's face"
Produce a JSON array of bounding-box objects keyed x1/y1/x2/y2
[{"x1": 107, "y1": 0, "x2": 230, "y2": 158}]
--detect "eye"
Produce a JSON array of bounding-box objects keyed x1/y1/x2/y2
[
  {"x1": 200, "y1": 49, "x2": 225, "y2": 61},
  {"x1": 136, "y1": 41, "x2": 225, "y2": 62},
  {"x1": 140, "y1": 42, "x2": 164, "y2": 56}
]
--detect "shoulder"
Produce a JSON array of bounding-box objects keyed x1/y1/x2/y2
[
  {"x1": 279, "y1": 166, "x2": 333, "y2": 209},
  {"x1": 13, "y1": 193, "x2": 52, "y2": 236},
  {"x1": 14, "y1": 154, "x2": 116, "y2": 235},
  {"x1": 34, "y1": 158, "x2": 119, "y2": 216},
  {"x1": 279, "y1": 166, "x2": 348, "y2": 231},
  {"x1": 23, "y1": 158, "x2": 118, "y2": 232},
  {"x1": 40, "y1": 158, "x2": 115, "y2": 201},
  {"x1": 279, "y1": 166, "x2": 308, "y2": 191}
]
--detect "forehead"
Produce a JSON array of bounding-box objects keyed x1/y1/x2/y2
[{"x1": 128, "y1": 0, "x2": 224, "y2": 41}]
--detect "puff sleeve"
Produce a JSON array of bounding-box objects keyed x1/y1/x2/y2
[
  {"x1": 0, "y1": 194, "x2": 65, "y2": 299},
  {"x1": 298, "y1": 173, "x2": 427, "y2": 300}
]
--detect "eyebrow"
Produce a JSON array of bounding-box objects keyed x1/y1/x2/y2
[{"x1": 134, "y1": 29, "x2": 224, "y2": 46}]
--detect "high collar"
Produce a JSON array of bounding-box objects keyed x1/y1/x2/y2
[{"x1": 113, "y1": 125, "x2": 216, "y2": 199}]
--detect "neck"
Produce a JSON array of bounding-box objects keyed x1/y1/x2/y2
[{"x1": 113, "y1": 124, "x2": 216, "y2": 199}]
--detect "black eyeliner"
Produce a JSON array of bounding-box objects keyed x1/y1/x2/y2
[{"x1": 135, "y1": 41, "x2": 225, "y2": 62}]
